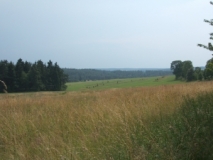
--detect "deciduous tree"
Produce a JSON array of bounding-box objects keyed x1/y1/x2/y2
[
  {"x1": 198, "y1": 1, "x2": 213, "y2": 52},
  {"x1": 170, "y1": 60, "x2": 182, "y2": 79},
  {"x1": 204, "y1": 58, "x2": 213, "y2": 79},
  {"x1": 182, "y1": 61, "x2": 193, "y2": 79}
]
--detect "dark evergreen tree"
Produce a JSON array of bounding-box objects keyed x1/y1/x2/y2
[
  {"x1": 60, "y1": 71, "x2": 68, "y2": 90},
  {"x1": 7, "y1": 62, "x2": 16, "y2": 92},
  {"x1": 54, "y1": 62, "x2": 68, "y2": 90},
  {"x1": 46, "y1": 60, "x2": 54, "y2": 90},
  {"x1": 23, "y1": 61, "x2": 32, "y2": 73},
  {"x1": 15, "y1": 58, "x2": 25, "y2": 91},
  {"x1": 0, "y1": 59, "x2": 67, "y2": 92},
  {"x1": 36, "y1": 60, "x2": 46, "y2": 90},
  {"x1": 28, "y1": 64, "x2": 43, "y2": 91},
  {"x1": 52, "y1": 62, "x2": 61, "y2": 91}
]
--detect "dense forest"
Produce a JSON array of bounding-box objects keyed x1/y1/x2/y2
[
  {"x1": 0, "y1": 59, "x2": 68, "y2": 93},
  {"x1": 63, "y1": 68, "x2": 173, "y2": 82}
]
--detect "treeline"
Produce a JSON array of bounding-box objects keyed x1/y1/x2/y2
[
  {"x1": 0, "y1": 59, "x2": 68, "y2": 93},
  {"x1": 170, "y1": 60, "x2": 206, "y2": 81},
  {"x1": 63, "y1": 68, "x2": 173, "y2": 82}
]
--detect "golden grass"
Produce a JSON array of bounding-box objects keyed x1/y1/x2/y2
[{"x1": 1, "y1": 81, "x2": 213, "y2": 159}]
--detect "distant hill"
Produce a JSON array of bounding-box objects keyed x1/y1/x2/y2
[
  {"x1": 63, "y1": 68, "x2": 173, "y2": 82},
  {"x1": 94, "y1": 68, "x2": 171, "y2": 71},
  {"x1": 94, "y1": 67, "x2": 205, "y2": 71}
]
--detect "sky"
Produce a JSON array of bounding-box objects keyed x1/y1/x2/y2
[{"x1": 0, "y1": 0, "x2": 213, "y2": 68}]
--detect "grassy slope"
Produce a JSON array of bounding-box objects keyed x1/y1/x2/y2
[
  {"x1": 66, "y1": 75, "x2": 183, "y2": 92},
  {"x1": 1, "y1": 81, "x2": 213, "y2": 159}
]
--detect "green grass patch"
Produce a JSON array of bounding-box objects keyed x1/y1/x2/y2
[{"x1": 66, "y1": 75, "x2": 183, "y2": 91}]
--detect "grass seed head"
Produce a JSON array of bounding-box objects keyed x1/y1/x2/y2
[{"x1": 0, "y1": 80, "x2": 7, "y2": 93}]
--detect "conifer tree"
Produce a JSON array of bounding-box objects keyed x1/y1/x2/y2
[{"x1": 0, "y1": 59, "x2": 67, "y2": 92}]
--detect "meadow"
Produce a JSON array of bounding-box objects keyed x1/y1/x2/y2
[
  {"x1": 0, "y1": 77, "x2": 213, "y2": 159},
  {"x1": 66, "y1": 75, "x2": 183, "y2": 92}
]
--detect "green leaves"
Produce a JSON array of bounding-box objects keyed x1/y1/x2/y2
[{"x1": 198, "y1": 2, "x2": 213, "y2": 51}]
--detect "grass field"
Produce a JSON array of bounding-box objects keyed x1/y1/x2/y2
[
  {"x1": 66, "y1": 75, "x2": 183, "y2": 91},
  {"x1": 1, "y1": 79, "x2": 213, "y2": 159}
]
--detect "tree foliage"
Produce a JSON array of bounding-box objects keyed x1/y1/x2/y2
[
  {"x1": 0, "y1": 59, "x2": 68, "y2": 92},
  {"x1": 186, "y1": 68, "x2": 196, "y2": 82},
  {"x1": 194, "y1": 67, "x2": 203, "y2": 81},
  {"x1": 170, "y1": 60, "x2": 183, "y2": 79},
  {"x1": 197, "y1": 2, "x2": 213, "y2": 80},
  {"x1": 198, "y1": 1, "x2": 213, "y2": 51},
  {"x1": 204, "y1": 57, "x2": 213, "y2": 80},
  {"x1": 182, "y1": 61, "x2": 193, "y2": 79},
  {"x1": 170, "y1": 60, "x2": 200, "y2": 81}
]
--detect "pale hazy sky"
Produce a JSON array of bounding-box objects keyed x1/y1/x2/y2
[{"x1": 0, "y1": 0, "x2": 212, "y2": 68}]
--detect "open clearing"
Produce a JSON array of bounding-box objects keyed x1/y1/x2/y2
[{"x1": 66, "y1": 75, "x2": 183, "y2": 92}]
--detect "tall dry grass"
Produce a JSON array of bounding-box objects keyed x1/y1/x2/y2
[{"x1": 0, "y1": 81, "x2": 213, "y2": 159}]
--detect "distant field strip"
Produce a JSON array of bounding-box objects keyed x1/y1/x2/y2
[{"x1": 66, "y1": 75, "x2": 183, "y2": 91}]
